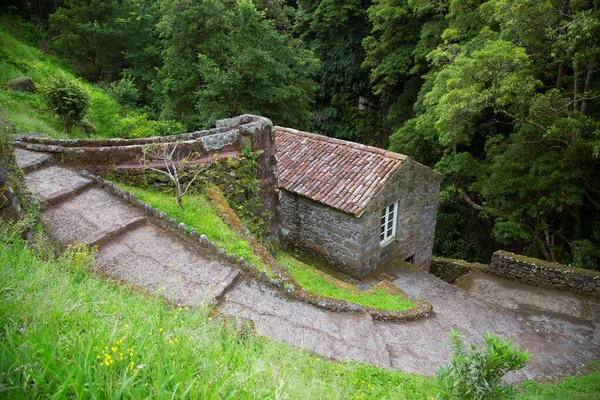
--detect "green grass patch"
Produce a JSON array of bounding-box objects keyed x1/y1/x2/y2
[
  {"x1": 517, "y1": 364, "x2": 600, "y2": 400},
  {"x1": 277, "y1": 253, "x2": 416, "y2": 312},
  {"x1": 0, "y1": 25, "x2": 122, "y2": 138},
  {"x1": 114, "y1": 183, "x2": 268, "y2": 273},
  {"x1": 0, "y1": 222, "x2": 434, "y2": 399}
]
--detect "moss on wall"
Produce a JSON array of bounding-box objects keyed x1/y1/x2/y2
[{"x1": 107, "y1": 155, "x2": 269, "y2": 240}]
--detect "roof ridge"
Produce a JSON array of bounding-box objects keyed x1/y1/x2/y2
[{"x1": 275, "y1": 126, "x2": 407, "y2": 161}]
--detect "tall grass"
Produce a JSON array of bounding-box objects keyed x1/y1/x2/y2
[
  {"x1": 115, "y1": 183, "x2": 265, "y2": 271},
  {"x1": 0, "y1": 223, "x2": 433, "y2": 399},
  {"x1": 0, "y1": 25, "x2": 123, "y2": 138}
]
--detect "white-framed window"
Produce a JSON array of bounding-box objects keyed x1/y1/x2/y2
[{"x1": 380, "y1": 202, "x2": 398, "y2": 245}]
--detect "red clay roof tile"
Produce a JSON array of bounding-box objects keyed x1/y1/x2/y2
[{"x1": 275, "y1": 127, "x2": 407, "y2": 217}]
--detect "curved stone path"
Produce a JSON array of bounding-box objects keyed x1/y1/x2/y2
[{"x1": 15, "y1": 148, "x2": 600, "y2": 382}]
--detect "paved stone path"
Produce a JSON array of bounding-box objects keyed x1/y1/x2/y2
[{"x1": 16, "y1": 147, "x2": 600, "y2": 382}]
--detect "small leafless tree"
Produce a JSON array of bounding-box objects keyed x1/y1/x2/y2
[{"x1": 139, "y1": 141, "x2": 208, "y2": 207}]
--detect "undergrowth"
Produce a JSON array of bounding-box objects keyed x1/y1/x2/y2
[{"x1": 0, "y1": 21, "x2": 182, "y2": 139}]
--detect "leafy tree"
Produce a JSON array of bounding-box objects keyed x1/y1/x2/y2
[
  {"x1": 158, "y1": 0, "x2": 317, "y2": 130},
  {"x1": 435, "y1": 330, "x2": 529, "y2": 400},
  {"x1": 109, "y1": 75, "x2": 140, "y2": 117},
  {"x1": 296, "y1": 0, "x2": 385, "y2": 145},
  {"x1": 40, "y1": 75, "x2": 90, "y2": 135},
  {"x1": 388, "y1": 0, "x2": 600, "y2": 265},
  {"x1": 49, "y1": 0, "x2": 133, "y2": 82}
]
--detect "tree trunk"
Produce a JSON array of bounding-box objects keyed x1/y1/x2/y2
[
  {"x1": 580, "y1": 65, "x2": 594, "y2": 115},
  {"x1": 534, "y1": 231, "x2": 553, "y2": 262},
  {"x1": 65, "y1": 119, "x2": 73, "y2": 136},
  {"x1": 556, "y1": 63, "x2": 564, "y2": 89},
  {"x1": 176, "y1": 184, "x2": 183, "y2": 208}
]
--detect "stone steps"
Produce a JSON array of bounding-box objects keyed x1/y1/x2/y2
[{"x1": 18, "y1": 150, "x2": 241, "y2": 307}]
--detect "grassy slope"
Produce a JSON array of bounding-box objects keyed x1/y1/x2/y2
[
  {"x1": 277, "y1": 253, "x2": 415, "y2": 311},
  {"x1": 0, "y1": 22, "x2": 122, "y2": 139},
  {"x1": 117, "y1": 184, "x2": 416, "y2": 312},
  {"x1": 2, "y1": 225, "x2": 599, "y2": 399},
  {"x1": 0, "y1": 227, "x2": 432, "y2": 399},
  {"x1": 115, "y1": 183, "x2": 264, "y2": 271}
]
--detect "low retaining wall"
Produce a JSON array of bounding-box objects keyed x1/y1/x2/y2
[
  {"x1": 430, "y1": 258, "x2": 489, "y2": 284},
  {"x1": 490, "y1": 250, "x2": 600, "y2": 297},
  {"x1": 12, "y1": 115, "x2": 280, "y2": 236},
  {"x1": 0, "y1": 155, "x2": 23, "y2": 222}
]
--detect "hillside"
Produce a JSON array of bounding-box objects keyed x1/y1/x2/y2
[{"x1": 0, "y1": 19, "x2": 181, "y2": 140}]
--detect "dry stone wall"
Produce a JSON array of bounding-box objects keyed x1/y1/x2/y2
[
  {"x1": 490, "y1": 250, "x2": 600, "y2": 297},
  {"x1": 429, "y1": 258, "x2": 489, "y2": 284},
  {"x1": 0, "y1": 157, "x2": 23, "y2": 222},
  {"x1": 11, "y1": 115, "x2": 280, "y2": 235}
]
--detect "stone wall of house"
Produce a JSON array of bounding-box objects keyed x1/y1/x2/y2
[
  {"x1": 490, "y1": 250, "x2": 600, "y2": 297},
  {"x1": 279, "y1": 189, "x2": 372, "y2": 277},
  {"x1": 280, "y1": 157, "x2": 441, "y2": 278},
  {"x1": 360, "y1": 158, "x2": 441, "y2": 273}
]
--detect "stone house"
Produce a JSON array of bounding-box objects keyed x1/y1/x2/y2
[{"x1": 276, "y1": 127, "x2": 441, "y2": 278}]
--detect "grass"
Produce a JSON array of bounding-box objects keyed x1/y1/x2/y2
[
  {"x1": 517, "y1": 366, "x2": 600, "y2": 400},
  {"x1": 0, "y1": 19, "x2": 182, "y2": 139},
  {"x1": 114, "y1": 183, "x2": 267, "y2": 273},
  {"x1": 0, "y1": 23, "x2": 123, "y2": 138},
  {"x1": 0, "y1": 222, "x2": 435, "y2": 399},
  {"x1": 277, "y1": 253, "x2": 415, "y2": 311}
]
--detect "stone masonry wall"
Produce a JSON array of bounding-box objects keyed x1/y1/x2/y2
[
  {"x1": 280, "y1": 189, "x2": 371, "y2": 277},
  {"x1": 360, "y1": 158, "x2": 441, "y2": 273},
  {"x1": 13, "y1": 127, "x2": 242, "y2": 172},
  {"x1": 217, "y1": 115, "x2": 280, "y2": 235},
  {"x1": 11, "y1": 115, "x2": 280, "y2": 235},
  {"x1": 280, "y1": 157, "x2": 441, "y2": 278},
  {"x1": 490, "y1": 250, "x2": 600, "y2": 297},
  {"x1": 0, "y1": 155, "x2": 23, "y2": 222},
  {"x1": 429, "y1": 258, "x2": 489, "y2": 284}
]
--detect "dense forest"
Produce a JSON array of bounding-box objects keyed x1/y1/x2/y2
[{"x1": 2, "y1": 0, "x2": 600, "y2": 269}]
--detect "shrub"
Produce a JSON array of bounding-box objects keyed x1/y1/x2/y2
[
  {"x1": 435, "y1": 330, "x2": 530, "y2": 400},
  {"x1": 39, "y1": 75, "x2": 90, "y2": 135},
  {"x1": 119, "y1": 113, "x2": 184, "y2": 138},
  {"x1": 109, "y1": 75, "x2": 140, "y2": 117}
]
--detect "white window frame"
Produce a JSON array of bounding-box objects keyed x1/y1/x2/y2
[{"x1": 380, "y1": 201, "x2": 398, "y2": 246}]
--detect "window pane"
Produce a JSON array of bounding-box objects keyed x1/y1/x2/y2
[
  {"x1": 380, "y1": 233, "x2": 384, "y2": 241},
  {"x1": 387, "y1": 228, "x2": 393, "y2": 237}
]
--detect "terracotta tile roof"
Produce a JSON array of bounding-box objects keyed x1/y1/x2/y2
[{"x1": 275, "y1": 127, "x2": 407, "y2": 217}]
